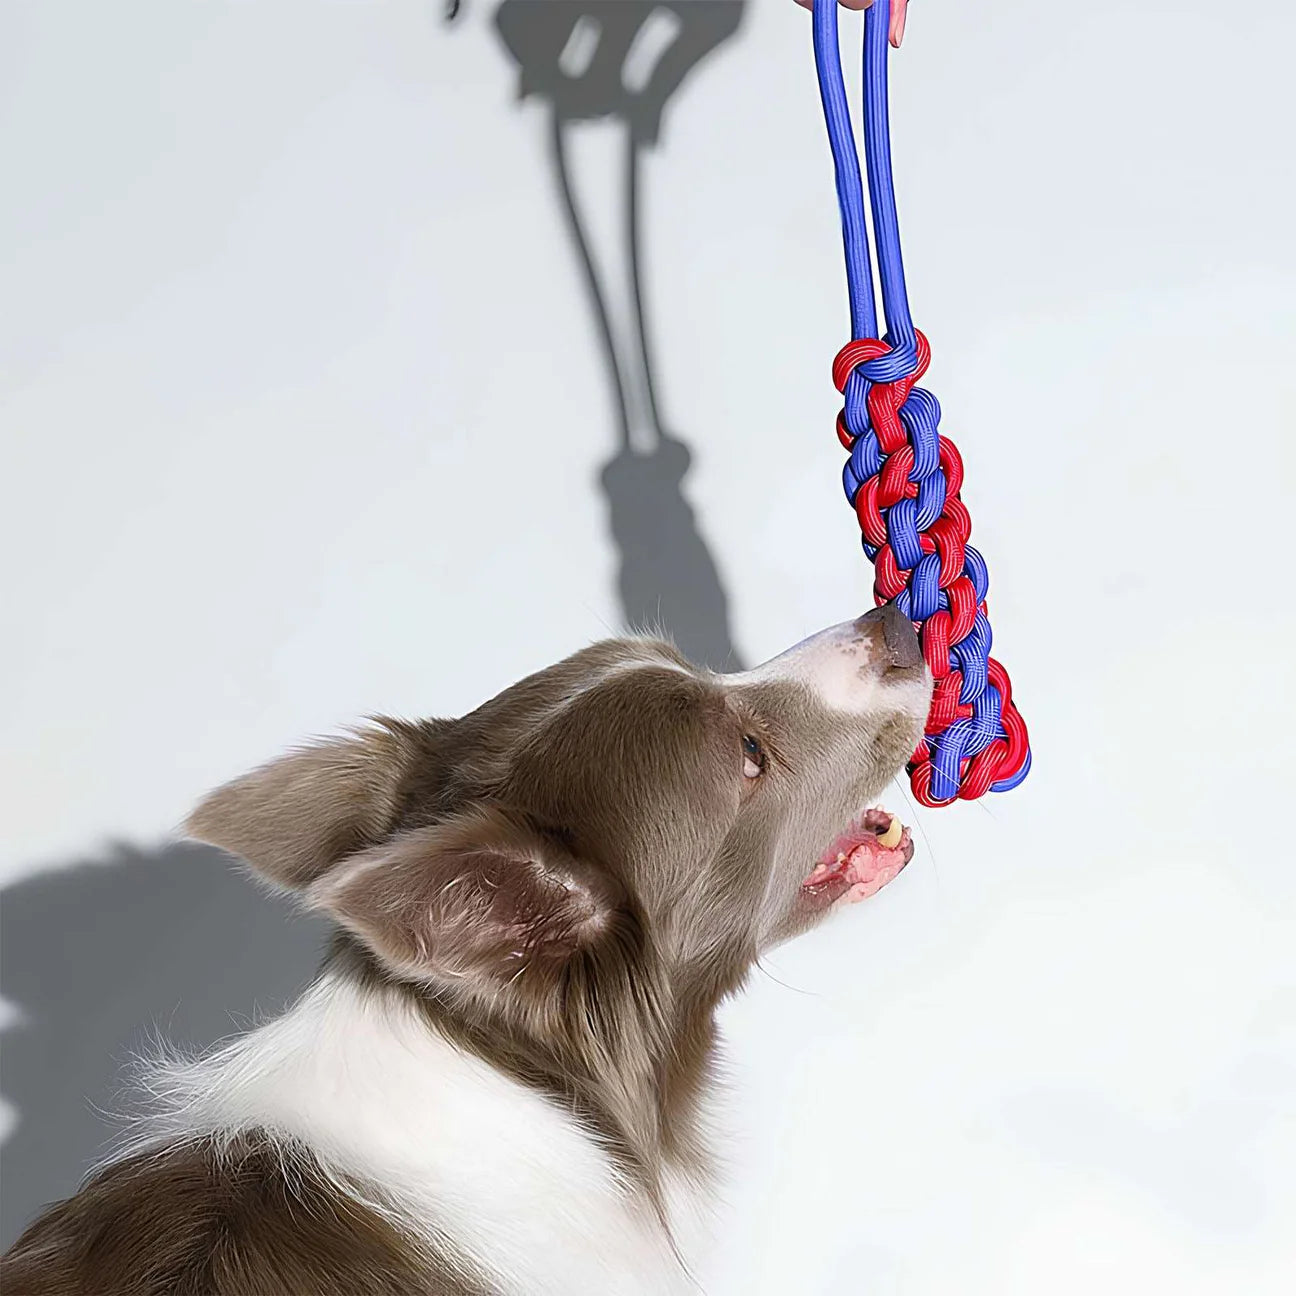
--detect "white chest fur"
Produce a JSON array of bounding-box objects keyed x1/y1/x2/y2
[{"x1": 136, "y1": 973, "x2": 701, "y2": 1295}]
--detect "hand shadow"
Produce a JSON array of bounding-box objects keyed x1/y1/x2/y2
[{"x1": 0, "y1": 843, "x2": 329, "y2": 1248}]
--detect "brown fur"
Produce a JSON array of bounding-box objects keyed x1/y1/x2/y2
[{"x1": 1, "y1": 1132, "x2": 487, "y2": 1295}]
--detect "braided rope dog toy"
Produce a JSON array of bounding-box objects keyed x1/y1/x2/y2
[{"x1": 812, "y1": 0, "x2": 1030, "y2": 807}]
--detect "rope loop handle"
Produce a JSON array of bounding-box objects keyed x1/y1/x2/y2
[{"x1": 812, "y1": 0, "x2": 1031, "y2": 805}]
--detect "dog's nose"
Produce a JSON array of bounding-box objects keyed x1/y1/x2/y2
[{"x1": 855, "y1": 604, "x2": 924, "y2": 670}]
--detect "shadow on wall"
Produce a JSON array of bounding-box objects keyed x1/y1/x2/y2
[
  {"x1": 0, "y1": 845, "x2": 329, "y2": 1248},
  {"x1": 494, "y1": 0, "x2": 748, "y2": 671},
  {"x1": 1, "y1": 2, "x2": 749, "y2": 1248}
]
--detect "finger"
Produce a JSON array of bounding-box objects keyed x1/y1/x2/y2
[{"x1": 891, "y1": 0, "x2": 908, "y2": 47}]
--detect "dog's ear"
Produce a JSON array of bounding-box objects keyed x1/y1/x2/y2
[
  {"x1": 306, "y1": 806, "x2": 625, "y2": 992},
  {"x1": 186, "y1": 723, "x2": 420, "y2": 890}
]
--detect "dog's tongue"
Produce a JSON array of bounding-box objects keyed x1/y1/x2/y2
[{"x1": 803, "y1": 811, "x2": 912, "y2": 904}]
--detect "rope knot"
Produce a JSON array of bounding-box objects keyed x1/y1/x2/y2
[
  {"x1": 832, "y1": 329, "x2": 929, "y2": 395},
  {"x1": 833, "y1": 330, "x2": 1031, "y2": 805}
]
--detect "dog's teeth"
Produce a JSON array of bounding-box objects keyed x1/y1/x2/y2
[{"x1": 877, "y1": 815, "x2": 903, "y2": 849}]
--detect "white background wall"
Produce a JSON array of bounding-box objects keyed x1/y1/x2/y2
[{"x1": 3, "y1": 0, "x2": 1294, "y2": 1290}]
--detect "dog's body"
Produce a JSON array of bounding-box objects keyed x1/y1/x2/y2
[
  {"x1": 7, "y1": 962, "x2": 700, "y2": 1295},
  {"x1": 3, "y1": 616, "x2": 930, "y2": 1295}
]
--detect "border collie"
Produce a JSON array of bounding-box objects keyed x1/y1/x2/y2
[{"x1": 2, "y1": 609, "x2": 930, "y2": 1295}]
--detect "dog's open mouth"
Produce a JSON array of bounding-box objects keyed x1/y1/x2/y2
[{"x1": 800, "y1": 809, "x2": 914, "y2": 909}]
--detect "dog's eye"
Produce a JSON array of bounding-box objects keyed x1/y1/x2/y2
[{"x1": 742, "y1": 734, "x2": 765, "y2": 779}]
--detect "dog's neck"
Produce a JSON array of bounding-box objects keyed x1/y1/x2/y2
[
  {"x1": 135, "y1": 944, "x2": 723, "y2": 1293},
  {"x1": 137, "y1": 962, "x2": 704, "y2": 1292},
  {"x1": 338, "y1": 936, "x2": 735, "y2": 1200}
]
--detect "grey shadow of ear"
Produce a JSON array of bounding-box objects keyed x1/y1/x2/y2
[
  {"x1": 493, "y1": 1, "x2": 749, "y2": 673},
  {"x1": 0, "y1": 842, "x2": 329, "y2": 1249}
]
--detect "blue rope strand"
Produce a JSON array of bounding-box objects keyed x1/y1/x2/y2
[
  {"x1": 862, "y1": 0, "x2": 916, "y2": 353},
  {"x1": 813, "y1": 0, "x2": 918, "y2": 381},
  {"x1": 811, "y1": 0, "x2": 876, "y2": 340}
]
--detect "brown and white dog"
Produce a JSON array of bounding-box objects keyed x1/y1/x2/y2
[{"x1": 2, "y1": 608, "x2": 931, "y2": 1295}]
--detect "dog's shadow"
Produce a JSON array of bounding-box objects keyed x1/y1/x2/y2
[{"x1": 0, "y1": 845, "x2": 329, "y2": 1246}]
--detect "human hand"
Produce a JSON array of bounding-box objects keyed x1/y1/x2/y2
[{"x1": 793, "y1": 0, "x2": 909, "y2": 49}]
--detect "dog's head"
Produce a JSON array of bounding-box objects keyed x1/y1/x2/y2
[{"x1": 188, "y1": 611, "x2": 930, "y2": 1029}]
